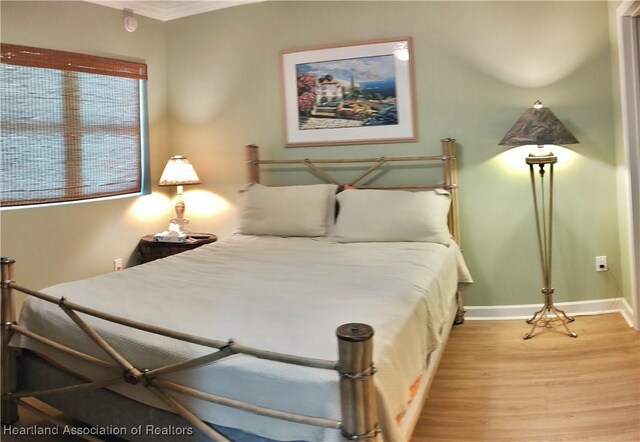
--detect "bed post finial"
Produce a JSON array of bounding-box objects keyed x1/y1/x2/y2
[
  {"x1": 245, "y1": 144, "x2": 260, "y2": 184},
  {"x1": 1, "y1": 257, "x2": 18, "y2": 424},
  {"x1": 336, "y1": 323, "x2": 380, "y2": 441}
]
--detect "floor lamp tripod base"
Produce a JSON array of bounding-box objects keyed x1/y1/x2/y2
[
  {"x1": 523, "y1": 154, "x2": 578, "y2": 340},
  {"x1": 523, "y1": 288, "x2": 577, "y2": 339}
]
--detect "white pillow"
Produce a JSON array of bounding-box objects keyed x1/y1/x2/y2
[
  {"x1": 237, "y1": 183, "x2": 338, "y2": 237},
  {"x1": 333, "y1": 189, "x2": 452, "y2": 244}
]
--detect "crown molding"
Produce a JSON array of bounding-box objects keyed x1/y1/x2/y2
[
  {"x1": 84, "y1": 0, "x2": 264, "y2": 22},
  {"x1": 619, "y1": 0, "x2": 640, "y2": 17}
]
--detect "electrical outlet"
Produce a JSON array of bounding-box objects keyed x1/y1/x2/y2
[
  {"x1": 113, "y1": 258, "x2": 123, "y2": 272},
  {"x1": 595, "y1": 256, "x2": 608, "y2": 272}
]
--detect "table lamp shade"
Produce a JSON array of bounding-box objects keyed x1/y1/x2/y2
[
  {"x1": 499, "y1": 101, "x2": 579, "y2": 147},
  {"x1": 159, "y1": 155, "x2": 200, "y2": 186}
]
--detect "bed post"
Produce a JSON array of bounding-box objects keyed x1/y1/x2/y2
[
  {"x1": 441, "y1": 138, "x2": 466, "y2": 325},
  {"x1": 336, "y1": 323, "x2": 379, "y2": 441},
  {"x1": 1, "y1": 257, "x2": 18, "y2": 424},
  {"x1": 245, "y1": 144, "x2": 260, "y2": 183},
  {"x1": 442, "y1": 138, "x2": 460, "y2": 243}
]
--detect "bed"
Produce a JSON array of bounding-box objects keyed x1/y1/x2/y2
[{"x1": 1, "y1": 139, "x2": 472, "y2": 441}]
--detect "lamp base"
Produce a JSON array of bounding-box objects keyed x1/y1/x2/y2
[
  {"x1": 523, "y1": 289, "x2": 577, "y2": 339},
  {"x1": 168, "y1": 217, "x2": 190, "y2": 234},
  {"x1": 169, "y1": 198, "x2": 190, "y2": 234}
]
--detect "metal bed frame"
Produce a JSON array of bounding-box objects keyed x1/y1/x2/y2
[{"x1": 1, "y1": 138, "x2": 463, "y2": 441}]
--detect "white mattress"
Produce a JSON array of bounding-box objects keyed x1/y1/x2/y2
[{"x1": 11, "y1": 234, "x2": 472, "y2": 442}]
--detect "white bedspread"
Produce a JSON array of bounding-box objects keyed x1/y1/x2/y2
[{"x1": 11, "y1": 235, "x2": 472, "y2": 441}]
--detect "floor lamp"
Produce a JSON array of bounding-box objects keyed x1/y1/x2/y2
[{"x1": 499, "y1": 101, "x2": 580, "y2": 340}]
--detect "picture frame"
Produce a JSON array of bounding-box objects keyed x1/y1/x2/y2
[{"x1": 281, "y1": 37, "x2": 416, "y2": 147}]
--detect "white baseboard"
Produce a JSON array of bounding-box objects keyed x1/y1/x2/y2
[
  {"x1": 465, "y1": 298, "x2": 636, "y2": 328},
  {"x1": 619, "y1": 298, "x2": 635, "y2": 328}
]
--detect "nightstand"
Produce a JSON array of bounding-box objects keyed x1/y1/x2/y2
[{"x1": 137, "y1": 233, "x2": 217, "y2": 264}]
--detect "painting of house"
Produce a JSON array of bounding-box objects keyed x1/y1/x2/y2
[{"x1": 296, "y1": 54, "x2": 399, "y2": 130}]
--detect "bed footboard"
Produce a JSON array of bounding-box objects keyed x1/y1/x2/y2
[{"x1": 0, "y1": 257, "x2": 380, "y2": 441}]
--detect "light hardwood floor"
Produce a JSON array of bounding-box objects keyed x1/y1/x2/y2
[
  {"x1": 3, "y1": 313, "x2": 639, "y2": 441},
  {"x1": 414, "y1": 313, "x2": 640, "y2": 441}
]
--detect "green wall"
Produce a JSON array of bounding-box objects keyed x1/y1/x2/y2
[
  {"x1": 166, "y1": 1, "x2": 623, "y2": 306},
  {"x1": 0, "y1": 1, "x2": 627, "y2": 309}
]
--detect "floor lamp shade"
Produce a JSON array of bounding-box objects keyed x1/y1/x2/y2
[
  {"x1": 499, "y1": 101, "x2": 579, "y2": 339},
  {"x1": 499, "y1": 101, "x2": 579, "y2": 147}
]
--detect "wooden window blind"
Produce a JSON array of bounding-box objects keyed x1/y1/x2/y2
[{"x1": 0, "y1": 44, "x2": 149, "y2": 207}]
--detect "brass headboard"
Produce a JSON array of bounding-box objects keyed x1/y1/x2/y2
[{"x1": 245, "y1": 138, "x2": 461, "y2": 243}]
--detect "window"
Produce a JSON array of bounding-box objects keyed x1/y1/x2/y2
[{"x1": 0, "y1": 44, "x2": 149, "y2": 208}]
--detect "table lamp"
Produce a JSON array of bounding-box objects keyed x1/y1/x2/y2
[
  {"x1": 159, "y1": 155, "x2": 200, "y2": 233},
  {"x1": 499, "y1": 101, "x2": 579, "y2": 339}
]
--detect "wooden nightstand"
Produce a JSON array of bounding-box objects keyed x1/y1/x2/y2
[{"x1": 137, "y1": 233, "x2": 217, "y2": 264}]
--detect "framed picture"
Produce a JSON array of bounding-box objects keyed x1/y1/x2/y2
[{"x1": 281, "y1": 37, "x2": 416, "y2": 147}]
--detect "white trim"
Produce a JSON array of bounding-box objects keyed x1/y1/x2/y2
[
  {"x1": 465, "y1": 298, "x2": 634, "y2": 328},
  {"x1": 83, "y1": 1, "x2": 264, "y2": 22},
  {"x1": 620, "y1": 298, "x2": 635, "y2": 328},
  {"x1": 620, "y1": 0, "x2": 640, "y2": 17},
  {"x1": 0, "y1": 190, "x2": 144, "y2": 211},
  {"x1": 617, "y1": 4, "x2": 640, "y2": 330}
]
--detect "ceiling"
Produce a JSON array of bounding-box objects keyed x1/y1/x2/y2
[{"x1": 83, "y1": 0, "x2": 264, "y2": 21}]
